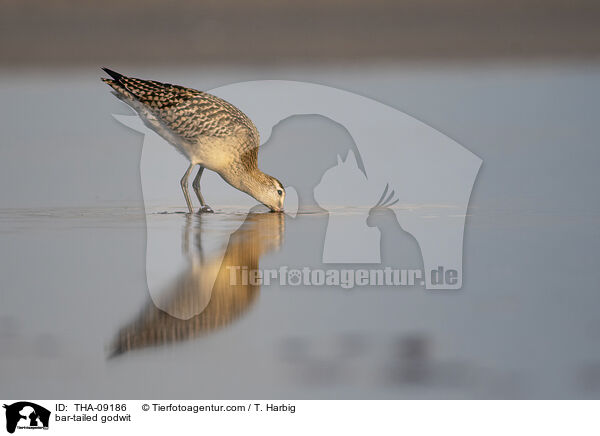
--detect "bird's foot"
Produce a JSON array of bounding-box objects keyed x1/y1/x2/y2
[{"x1": 197, "y1": 205, "x2": 214, "y2": 213}]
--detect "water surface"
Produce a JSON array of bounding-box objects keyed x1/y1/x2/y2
[{"x1": 1, "y1": 63, "x2": 600, "y2": 398}]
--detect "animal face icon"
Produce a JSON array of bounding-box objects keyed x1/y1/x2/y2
[{"x1": 3, "y1": 402, "x2": 50, "y2": 434}]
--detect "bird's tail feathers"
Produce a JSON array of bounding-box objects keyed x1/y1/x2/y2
[{"x1": 102, "y1": 67, "x2": 124, "y2": 82}]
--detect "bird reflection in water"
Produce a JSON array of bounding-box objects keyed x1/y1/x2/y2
[{"x1": 110, "y1": 209, "x2": 285, "y2": 357}]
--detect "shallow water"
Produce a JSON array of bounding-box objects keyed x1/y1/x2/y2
[
  {"x1": 1, "y1": 204, "x2": 599, "y2": 399},
  {"x1": 1, "y1": 63, "x2": 600, "y2": 398}
]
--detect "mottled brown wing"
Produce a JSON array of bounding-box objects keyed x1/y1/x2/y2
[{"x1": 102, "y1": 69, "x2": 259, "y2": 145}]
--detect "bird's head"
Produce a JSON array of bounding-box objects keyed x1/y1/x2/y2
[
  {"x1": 233, "y1": 169, "x2": 286, "y2": 212},
  {"x1": 256, "y1": 175, "x2": 286, "y2": 212}
]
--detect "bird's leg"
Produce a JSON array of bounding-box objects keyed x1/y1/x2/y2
[
  {"x1": 192, "y1": 166, "x2": 214, "y2": 213},
  {"x1": 180, "y1": 163, "x2": 195, "y2": 214}
]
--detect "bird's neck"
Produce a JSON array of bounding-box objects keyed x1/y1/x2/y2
[{"x1": 227, "y1": 167, "x2": 270, "y2": 199}]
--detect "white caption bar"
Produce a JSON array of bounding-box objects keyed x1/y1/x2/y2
[{"x1": 1, "y1": 400, "x2": 598, "y2": 436}]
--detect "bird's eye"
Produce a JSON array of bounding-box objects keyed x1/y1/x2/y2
[{"x1": 277, "y1": 189, "x2": 283, "y2": 196}]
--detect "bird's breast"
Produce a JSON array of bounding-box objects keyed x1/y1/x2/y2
[{"x1": 190, "y1": 136, "x2": 240, "y2": 172}]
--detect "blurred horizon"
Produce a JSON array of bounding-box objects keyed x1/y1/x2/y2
[{"x1": 2, "y1": 0, "x2": 600, "y2": 69}]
